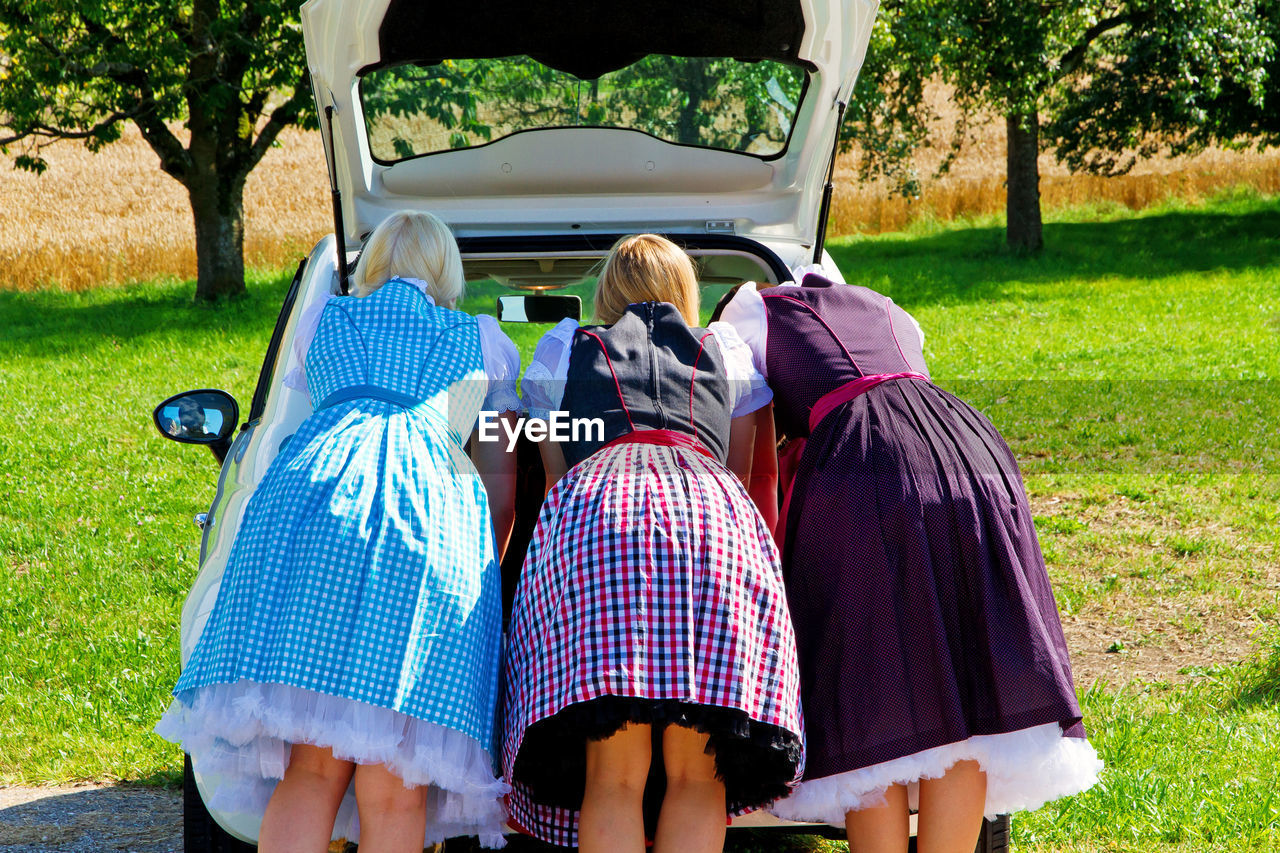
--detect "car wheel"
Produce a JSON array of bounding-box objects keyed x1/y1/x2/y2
[
  {"x1": 975, "y1": 814, "x2": 1011, "y2": 853},
  {"x1": 184, "y1": 755, "x2": 257, "y2": 852},
  {"x1": 905, "y1": 815, "x2": 1010, "y2": 853}
]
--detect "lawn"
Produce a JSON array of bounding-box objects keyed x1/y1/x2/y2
[{"x1": 0, "y1": 191, "x2": 1277, "y2": 850}]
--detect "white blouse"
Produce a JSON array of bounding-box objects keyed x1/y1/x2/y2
[
  {"x1": 283, "y1": 277, "x2": 522, "y2": 414},
  {"x1": 718, "y1": 275, "x2": 925, "y2": 379},
  {"x1": 521, "y1": 316, "x2": 773, "y2": 421}
]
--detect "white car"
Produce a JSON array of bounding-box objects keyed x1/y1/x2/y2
[{"x1": 155, "y1": 1, "x2": 1006, "y2": 850}]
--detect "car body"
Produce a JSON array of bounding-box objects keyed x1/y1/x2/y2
[{"x1": 154, "y1": 0, "x2": 955, "y2": 847}]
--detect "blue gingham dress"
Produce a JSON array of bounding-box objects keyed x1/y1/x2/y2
[{"x1": 156, "y1": 279, "x2": 512, "y2": 847}]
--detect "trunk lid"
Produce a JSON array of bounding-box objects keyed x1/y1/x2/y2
[{"x1": 300, "y1": 0, "x2": 878, "y2": 253}]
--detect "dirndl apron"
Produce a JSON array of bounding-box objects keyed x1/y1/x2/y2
[{"x1": 772, "y1": 372, "x2": 1101, "y2": 823}]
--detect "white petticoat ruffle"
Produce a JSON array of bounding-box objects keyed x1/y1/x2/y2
[
  {"x1": 770, "y1": 722, "x2": 1103, "y2": 824},
  {"x1": 155, "y1": 680, "x2": 510, "y2": 848}
]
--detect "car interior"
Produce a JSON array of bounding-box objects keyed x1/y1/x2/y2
[{"x1": 452, "y1": 238, "x2": 789, "y2": 621}]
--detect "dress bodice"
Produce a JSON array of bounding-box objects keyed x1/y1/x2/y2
[
  {"x1": 559, "y1": 302, "x2": 733, "y2": 467},
  {"x1": 724, "y1": 275, "x2": 930, "y2": 439},
  {"x1": 304, "y1": 279, "x2": 487, "y2": 440}
]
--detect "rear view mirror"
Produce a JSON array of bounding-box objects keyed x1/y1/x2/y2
[
  {"x1": 496, "y1": 294, "x2": 581, "y2": 324},
  {"x1": 153, "y1": 389, "x2": 239, "y2": 445}
]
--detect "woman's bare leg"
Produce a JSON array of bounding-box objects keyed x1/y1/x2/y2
[
  {"x1": 579, "y1": 723, "x2": 651, "y2": 853},
  {"x1": 352, "y1": 762, "x2": 429, "y2": 853},
  {"x1": 652, "y1": 725, "x2": 726, "y2": 853},
  {"x1": 845, "y1": 782, "x2": 910, "y2": 853},
  {"x1": 259, "y1": 743, "x2": 354, "y2": 853},
  {"x1": 916, "y1": 759, "x2": 987, "y2": 853}
]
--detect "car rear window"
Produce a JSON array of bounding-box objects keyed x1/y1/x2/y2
[{"x1": 359, "y1": 55, "x2": 807, "y2": 163}]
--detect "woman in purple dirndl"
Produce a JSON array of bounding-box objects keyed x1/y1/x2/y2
[
  {"x1": 719, "y1": 272, "x2": 1101, "y2": 853},
  {"x1": 501, "y1": 235, "x2": 804, "y2": 853}
]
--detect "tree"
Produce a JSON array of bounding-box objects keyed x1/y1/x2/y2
[
  {"x1": 0, "y1": 3, "x2": 313, "y2": 300},
  {"x1": 844, "y1": 0, "x2": 1274, "y2": 251},
  {"x1": 609, "y1": 56, "x2": 804, "y2": 153},
  {"x1": 839, "y1": 4, "x2": 948, "y2": 200}
]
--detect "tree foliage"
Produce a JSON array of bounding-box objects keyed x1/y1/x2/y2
[
  {"x1": 609, "y1": 56, "x2": 803, "y2": 152},
  {"x1": 1047, "y1": 0, "x2": 1277, "y2": 174},
  {"x1": 0, "y1": 2, "x2": 313, "y2": 300},
  {"x1": 360, "y1": 55, "x2": 804, "y2": 161},
  {"x1": 840, "y1": 7, "x2": 947, "y2": 198},
  {"x1": 359, "y1": 60, "x2": 493, "y2": 156},
  {"x1": 2, "y1": 3, "x2": 1276, "y2": 289}
]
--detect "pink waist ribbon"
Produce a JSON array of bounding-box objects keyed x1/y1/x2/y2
[
  {"x1": 599, "y1": 427, "x2": 715, "y2": 459},
  {"x1": 806, "y1": 371, "x2": 930, "y2": 434}
]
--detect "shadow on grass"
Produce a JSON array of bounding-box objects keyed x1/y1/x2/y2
[
  {"x1": 0, "y1": 273, "x2": 564, "y2": 362},
  {"x1": 827, "y1": 201, "x2": 1280, "y2": 309},
  {"x1": 5, "y1": 199, "x2": 1279, "y2": 355},
  {"x1": 0, "y1": 785, "x2": 180, "y2": 852},
  {"x1": 947, "y1": 379, "x2": 1280, "y2": 478},
  {"x1": 0, "y1": 271, "x2": 293, "y2": 358}
]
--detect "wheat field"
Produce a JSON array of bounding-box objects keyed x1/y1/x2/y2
[
  {"x1": 2, "y1": 115, "x2": 1278, "y2": 292},
  {"x1": 0, "y1": 126, "x2": 332, "y2": 292}
]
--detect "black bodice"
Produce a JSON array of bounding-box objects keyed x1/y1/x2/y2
[{"x1": 559, "y1": 302, "x2": 732, "y2": 467}]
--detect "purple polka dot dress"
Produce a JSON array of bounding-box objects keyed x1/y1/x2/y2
[{"x1": 720, "y1": 275, "x2": 1102, "y2": 822}]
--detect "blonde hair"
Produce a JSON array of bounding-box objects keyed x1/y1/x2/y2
[
  {"x1": 351, "y1": 210, "x2": 465, "y2": 305},
  {"x1": 594, "y1": 234, "x2": 700, "y2": 326}
]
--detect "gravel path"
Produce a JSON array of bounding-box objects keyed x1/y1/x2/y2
[{"x1": 0, "y1": 785, "x2": 179, "y2": 853}]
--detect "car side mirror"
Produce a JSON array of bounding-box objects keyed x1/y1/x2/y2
[{"x1": 153, "y1": 389, "x2": 240, "y2": 463}]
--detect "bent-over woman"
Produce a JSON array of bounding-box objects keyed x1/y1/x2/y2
[
  {"x1": 719, "y1": 271, "x2": 1102, "y2": 853},
  {"x1": 501, "y1": 235, "x2": 804, "y2": 853},
  {"x1": 157, "y1": 211, "x2": 519, "y2": 851}
]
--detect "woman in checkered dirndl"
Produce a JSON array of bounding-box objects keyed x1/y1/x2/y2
[{"x1": 501, "y1": 235, "x2": 804, "y2": 852}]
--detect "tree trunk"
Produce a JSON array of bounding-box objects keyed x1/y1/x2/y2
[
  {"x1": 676, "y1": 58, "x2": 712, "y2": 145},
  {"x1": 188, "y1": 172, "x2": 247, "y2": 301},
  {"x1": 1005, "y1": 111, "x2": 1043, "y2": 252}
]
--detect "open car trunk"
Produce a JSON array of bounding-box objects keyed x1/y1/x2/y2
[{"x1": 300, "y1": 0, "x2": 879, "y2": 261}]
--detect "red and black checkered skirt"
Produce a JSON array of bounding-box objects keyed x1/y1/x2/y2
[{"x1": 500, "y1": 442, "x2": 804, "y2": 847}]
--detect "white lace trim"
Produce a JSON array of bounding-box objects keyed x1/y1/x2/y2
[
  {"x1": 483, "y1": 385, "x2": 523, "y2": 416},
  {"x1": 769, "y1": 722, "x2": 1102, "y2": 824},
  {"x1": 475, "y1": 313, "x2": 522, "y2": 415},
  {"x1": 521, "y1": 318, "x2": 578, "y2": 419},
  {"x1": 156, "y1": 680, "x2": 509, "y2": 847}
]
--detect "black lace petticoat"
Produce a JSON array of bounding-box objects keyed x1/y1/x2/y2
[{"x1": 511, "y1": 695, "x2": 803, "y2": 816}]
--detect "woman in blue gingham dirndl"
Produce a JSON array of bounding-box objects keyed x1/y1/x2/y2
[{"x1": 156, "y1": 216, "x2": 519, "y2": 848}]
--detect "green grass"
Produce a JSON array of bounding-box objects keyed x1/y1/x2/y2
[
  {"x1": 1012, "y1": 659, "x2": 1280, "y2": 852},
  {"x1": 0, "y1": 272, "x2": 282, "y2": 784},
  {"x1": 826, "y1": 189, "x2": 1280, "y2": 380},
  {"x1": 1, "y1": 192, "x2": 1278, "y2": 851}
]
